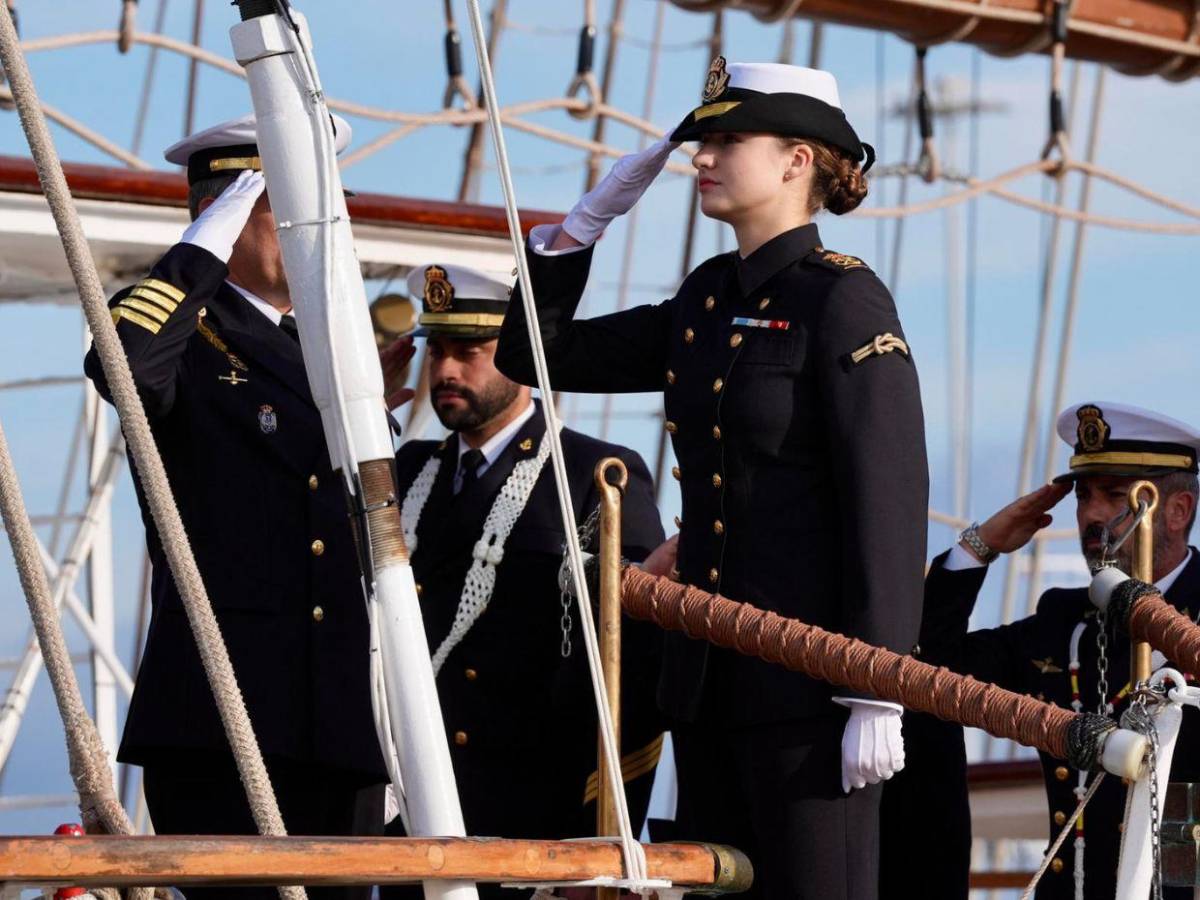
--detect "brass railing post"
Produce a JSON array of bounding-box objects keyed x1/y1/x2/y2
[
  {"x1": 595, "y1": 456, "x2": 627, "y2": 897},
  {"x1": 1129, "y1": 479, "x2": 1160, "y2": 685}
]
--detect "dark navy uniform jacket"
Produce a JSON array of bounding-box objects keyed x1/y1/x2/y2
[
  {"x1": 913, "y1": 548, "x2": 1200, "y2": 900},
  {"x1": 391, "y1": 407, "x2": 666, "y2": 840},
  {"x1": 495, "y1": 223, "x2": 929, "y2": 726},
  {"x1": 84, "y1": 242, "x2": 384, "y2": 783}
]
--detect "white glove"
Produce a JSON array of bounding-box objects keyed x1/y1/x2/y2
[
  {"x1": 181, "y1": 169, "x2": 266, "y2": 264},
  {"x1": 834, "y1": 698, "x2": 905, "y2": 793},
  {"x1": 561, "y1": 135, "x2": 679, "y2": 245}
]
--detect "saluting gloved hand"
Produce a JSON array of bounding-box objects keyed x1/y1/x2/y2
[
  {"x1": 834, "y1": 698, "x2": 905, "y2": 793},
  {"x1": 181, "y1": 169, "x2": 266, "y2": 264},
  {"x1": 561, "y1": 135, "x2": 679, "y2": 245}
]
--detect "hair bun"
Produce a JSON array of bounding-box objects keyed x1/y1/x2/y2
[{"x1": 823, "y1": 156, "x2": 868, "y2": 215}]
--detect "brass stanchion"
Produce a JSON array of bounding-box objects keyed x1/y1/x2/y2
[
  {"x1": 1129, "y1": 479, "x2": 1160, "y2": 685},
  {"x1": 595, "y1": 457, "x2": 627, "y2": 900}
]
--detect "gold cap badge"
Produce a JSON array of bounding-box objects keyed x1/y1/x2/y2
[
  {"x1": 703, "y1": 56, "x2": 730, "y2": 103},
  {"x1": 1076, "y1": 405, "x2": 1110, "y2": 452},
  {"x1": 423, "y1": 265, "x2": 455, "y2": 312}
]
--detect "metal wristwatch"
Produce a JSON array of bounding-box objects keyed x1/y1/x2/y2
[{"x1": 959, "y1": 522, "x2": 999, "y2": 564}]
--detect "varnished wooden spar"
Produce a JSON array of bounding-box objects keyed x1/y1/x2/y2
[
  {"x1": 669, "y1": 0, "x2": 1200, "y2": 79},
  {"x1": 0, "y1": 154, "x2": 563, "y2": 235},
  {"x1": 0, "y1": 836, "x2": 752, "y2": 892}
]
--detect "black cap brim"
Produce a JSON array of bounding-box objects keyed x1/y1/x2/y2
[{"x1": 670, "y1": 92, "x2": 873, "y2": 172}]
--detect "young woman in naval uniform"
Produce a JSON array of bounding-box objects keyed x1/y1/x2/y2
[{"x1": 495, "y1": 59, "x2": 929, "y2": 900}]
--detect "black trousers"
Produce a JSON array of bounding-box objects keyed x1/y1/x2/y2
[
  {"x1": 142, "y1": 753, "x2": 384, "y2": 900},
  {"x1": 672, "y1": 715, "x2": 882, "y2": 900}
]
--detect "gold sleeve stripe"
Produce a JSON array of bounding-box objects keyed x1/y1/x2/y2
[
  {"x1": 113, "y1": 306, "x2": 162, "y2": 335},
  {"x1": 118, "y1": 298, "x2": 171, "y2": 324},
  {"x1": 128, "y1": 285, "x2": 179, "y2": 314},
  {"x1": 582, "y1": 733, "x2": 665, "y2": 804},
  {"x1": 136, "y1": 278, "x2": 185, "y2": 304}
]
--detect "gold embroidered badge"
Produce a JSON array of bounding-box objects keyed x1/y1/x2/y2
[
  {"x1": 519, "y1": 438, "x2": 533, "y2": 452},
  {"x1": 423, "y1": 265, "x2": 455, "y2": 312},
  {"x1": 1076, "y1": 405, "x2": 1110, "y2": 453},
  {"x1": 702, "y1": 56, "x2": 730, "y2": 103},
  {"x1": 822, "y1": 251, "x2": 867, "y2": 270},
  {"x1": 1030, "y1": 657, "x2": 1064, "y2": 675}
]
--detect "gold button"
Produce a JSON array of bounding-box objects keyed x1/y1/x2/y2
[
  {"x1": 708, "y1": 568, "x2": 719, "y2": 583},
  {"x1": 464, "y1": 668, "x2": 477, "y2": 681},
  {"x1": 1054, "y1": 811, "x2": 1066, "y2": 826},
  {"x1": 415, "y1": 582, "x2": 423, "y2": 597},
  {"x1": 1055, "y1": 766, "x2": 1069, "y2": 781},
  {"x1": 308, "y1": 474, "x2": 319, "y2": 491},
  {"x1": 1050, "y1": 858, "x2": 1064, "y2": 875},
  {"x1": 312, "y1": 606, "x2": 324, "y2": 622},
  {"x1": 712, "y1": 473, "x2": 722, "y2": 488},
  {"x1": 311, "y1": 539, "x2": 325, "y2": 556},
  {"x1": 730, "y1": 334, "x2": 743, "y2": 348},
  {"x1": 712, "y1": 425, "x2": 721, "y2": 440},
  {"x1": 713, "y1": 520, "x2": 724, "y2": 535},
  {"x1": 666, "y1": 369, "x2": 676, "y2": 385},
  {"x1": 673, "y1": 515, "x2": 682, "y2": 528},
  {"x1": 759, "y1": 298, "x2": 770, "y2": 310},
  {"x1": 712, "y1": 378, "x2": 724, "y2": 393},
  {"x1": 910, "y1": 643, "x2": 921, "y2": 657},
  {"x1": 683, "y1": 328, "x2": 695, "y2": 344},
  {"x1": 665, "y1": 420, "x2": 678, "y2": 433},
  {"x1": 454, "y1": 731, "x2": 468, "y2": 746},
  {"x1": 672, "y1": 466, "x2": 682, "y2": 481},
  {"x1": 704, "y1": 296, "x2": 715, "y2": 311}
]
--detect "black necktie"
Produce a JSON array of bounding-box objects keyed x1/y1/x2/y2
[
  {"x1": 459, "y1": 448, "x2": 486, "y2": 489},
  {"x1": 279, "y1": 314, "x2": 300, "y2": 343}
]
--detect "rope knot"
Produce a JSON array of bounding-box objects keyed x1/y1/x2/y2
[{"x1": 473, "y1": 539, "x2": 503, "y2": 565}]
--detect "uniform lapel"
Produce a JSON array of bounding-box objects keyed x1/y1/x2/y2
[
  {"x1": 413, "y1": 436, "x2": 460, "y2": 565},
  {"x1": 1163, "y1": 547, "x2": 1200, "y2": 615},
  {"x1": 205, "y1": 284, "x2": 315, "y2": 408}
]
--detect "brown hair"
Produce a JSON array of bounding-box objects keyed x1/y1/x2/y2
[{"x1": 780, "y1": 138, "x2": 869, "y2": 216}]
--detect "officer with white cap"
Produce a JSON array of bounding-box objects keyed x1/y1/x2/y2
[
  {"x1": 379, "y1": 263, "x2": 667, "y2": 900},
  {"x1": 83, "y1": 114, "x2": 385, "y2": 900},
  {"x1": 890, "y1": 402, "x2": 1200, "y2": 900},
  {"x1": 497, "y1": 57, "x2": 925, "y2": 900}
]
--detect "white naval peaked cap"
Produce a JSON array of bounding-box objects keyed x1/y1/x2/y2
[
  {"x1": 163, "y1": 112, "x2": 353, "y2": 168},
  {"x1": 1052, "y1": 401, "x2": 1200, "y2": 482},
  {"x1": 408, "y1": 262, "x2": 512, "y2": 338},
  {"x1": 725, "y1": 62, "x2": 843, "y2": 110}
]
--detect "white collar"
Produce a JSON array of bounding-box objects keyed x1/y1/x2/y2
[
  {"x1": 457, "y1": 401, "x2": 536, "y2": 472},
  {"x1": 1156, "y1": 547, "x2": 1193, "y2": 595},
  {"x1": 227, "y1": 281, "x2": 287, "y2": 326}
]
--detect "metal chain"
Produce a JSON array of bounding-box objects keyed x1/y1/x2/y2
[
  {"x1": 559, "y1": 505, "x2": 601, "y2": 658},
  {"x1": 1095, "y1": 610, "x2": 1111, "y2": 715},
  {"x1": 1125, "y1": 690, "x2": 1165, "y2": 900}
]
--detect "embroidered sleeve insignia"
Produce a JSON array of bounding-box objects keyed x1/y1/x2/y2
[{"x1": 849, "y1": 333, "x2": 909, "y2": 365}]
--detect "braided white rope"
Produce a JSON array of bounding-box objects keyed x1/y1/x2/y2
[
  {"x1": 462, "y1": 0, "x2": 648, "y2": 888},
  {"x1": 430, "y1": 433, "x2": 555, "y2": 674},
  {"x1": 401, "y1": 455, "x2": 441, "y2": 553}
]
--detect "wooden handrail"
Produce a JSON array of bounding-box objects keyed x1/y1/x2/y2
[{"x1": 0, "y1": 836, "x2": 751, "y2": 892}]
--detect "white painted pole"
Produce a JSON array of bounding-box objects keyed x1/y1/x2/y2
[{"x1": 229, "y1": 11, "x2": 474, "y2": 900}]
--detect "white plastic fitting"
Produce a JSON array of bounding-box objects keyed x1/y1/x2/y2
[{"x1": 1089, "y1": 566, "x2": 1130, "y2": 613}]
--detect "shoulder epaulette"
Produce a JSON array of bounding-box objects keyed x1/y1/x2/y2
[{"x1": 804, "y1": 247, "x2": 871, "y2": 274}]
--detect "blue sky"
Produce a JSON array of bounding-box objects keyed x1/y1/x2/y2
[{"x1": 0, "y1": 1, "x2": 1198, "y2": 833}]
